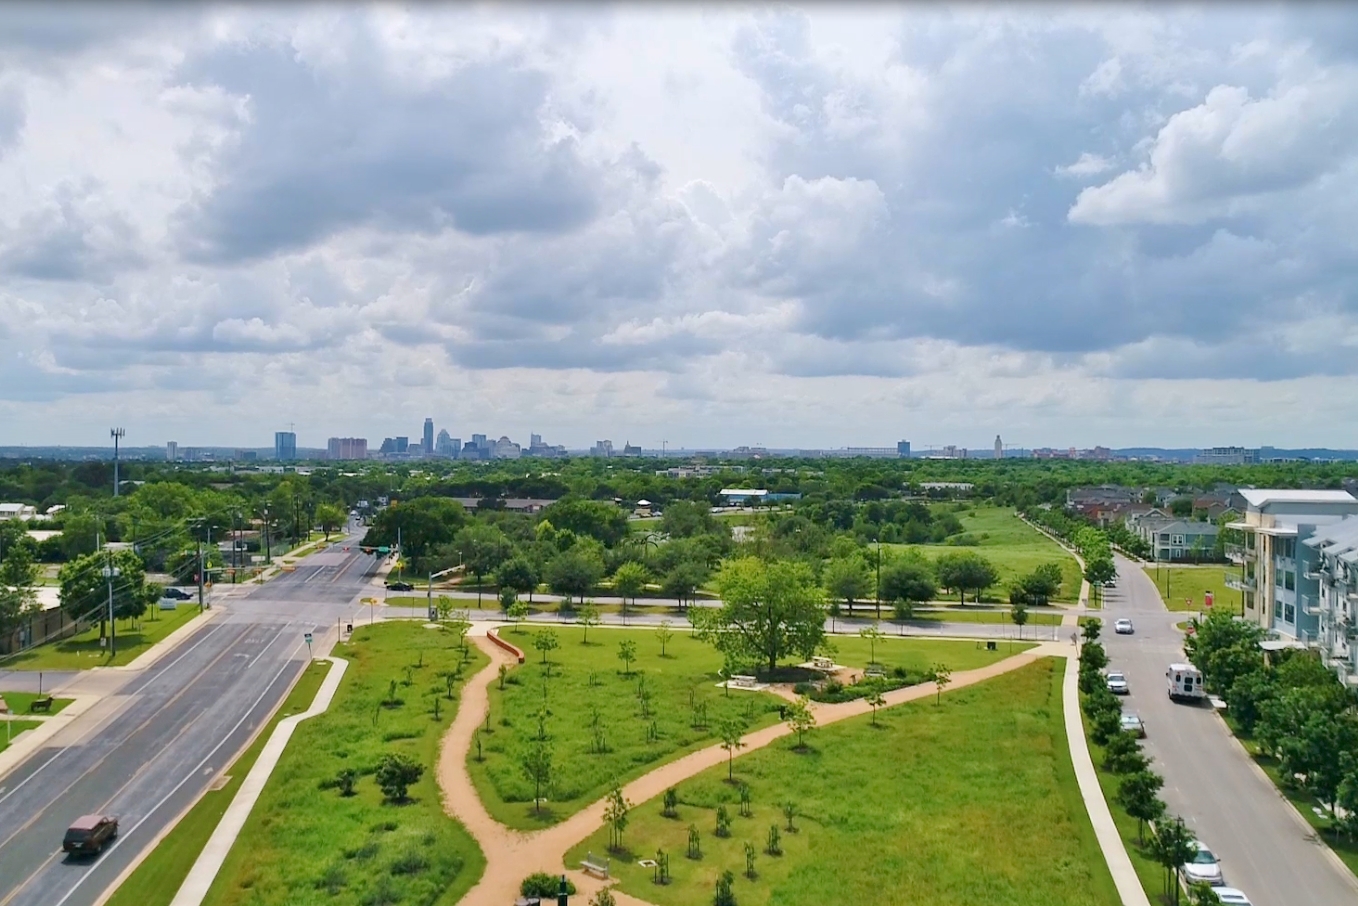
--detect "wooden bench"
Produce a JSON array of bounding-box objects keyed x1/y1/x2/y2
[
  {"x1": 581, "y1": 851, "x2": 610, "y2": 879},
  {"x1": 864, "y1": 664, "x2": 886, "y2": 679},
  {"x1": 729, "y1": 675, "x2": 757, "y2": 689},
  {"x1": 29, "y1": 695, "x2": 53, "y2": 713}
]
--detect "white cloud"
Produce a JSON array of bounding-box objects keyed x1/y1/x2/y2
[{"x1": 1056, "y1": 152, "x2": 1115, "y2": 178}]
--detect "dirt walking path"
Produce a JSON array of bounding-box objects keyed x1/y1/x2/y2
[{"x1": 438, "y1": 633, "x2": 1066, "y2": 906}]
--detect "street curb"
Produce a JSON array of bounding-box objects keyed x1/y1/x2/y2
[{"x1": 166, "y1": 655, "x2": 350, "y2": 906}]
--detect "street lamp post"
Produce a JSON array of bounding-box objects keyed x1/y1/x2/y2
[{"x1": 102, "y1": 557, "x2": 121, "y2": 658}]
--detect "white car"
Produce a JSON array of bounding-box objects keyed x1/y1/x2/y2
[
  {"x1": 1114, "y1": 618, "x2": 1134, "y2": 634},
  {"x1": 1106, "y1": 672, "x2": 1129, "y2": 695},
  {"x1": 1182, "y1": 841, "x2": 1223, "y2": 886},
  {"x1": 1119, "y1": 711, "x2": 1146, "y2": 738},
  {"x1": 1211, "y1": 889, "x2": 1252, "y2": 906}
]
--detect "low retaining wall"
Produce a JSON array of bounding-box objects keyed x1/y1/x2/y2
[{"x1": 486, "y1": 627, "x2": 524, "y2": 663}]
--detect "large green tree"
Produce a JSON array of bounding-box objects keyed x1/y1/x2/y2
[
  {"x1": 539, "y1": 498, "x2": 630, "y2": 547},
  {"x1": 879, "y1": 558, "x2": 937, "y2": 619},
  {"x1": 362, "y1": 497, "x2": 468, "y2": 566},
  {"x1": 935, "y1": 551, "x2": 999, "y2": 603},
  {"x1": 59, "y1": 549, "x2": 157, "y2": 637},
  {"x1": 709, "y1": 557, "x2": 826, "y2": 674},
  {"x1": 544, "y1": 545, "x2": 605, "y2": 605},
  {"x1": 823, "y1": 555, "x2": 871, "y2": 617}
]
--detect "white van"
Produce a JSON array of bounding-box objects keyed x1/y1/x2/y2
[{"x1": 1167, "y1": 663, "x2": 1206, "y2": 702}]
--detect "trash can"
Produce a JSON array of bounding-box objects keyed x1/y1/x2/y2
[{"x1": 986, "y1": 640, "x2": 997, "y2": 651}]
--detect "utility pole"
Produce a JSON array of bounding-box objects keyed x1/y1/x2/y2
[
  {"x1": 197, "y1": 534, "x2": 204, "y2": 613},
  {"x1": 110, "y1": 428, "x2": 125, "y2": 497},
  {"x1": 103, "y1": 547, "x2": 120, "y2": 658},
  {"x1": 264, "y1": 507, "x2": 272, "y2": 564}
]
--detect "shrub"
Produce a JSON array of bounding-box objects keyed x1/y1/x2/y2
[
  {"x1": 374, "y1": 752, "x2": 424, "y2": 803},
  {"x1": 521, "y1": 872, "x2": 576, "y2": 897}
]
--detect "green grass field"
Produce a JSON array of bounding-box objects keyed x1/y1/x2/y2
[
  {"x1": 822, "y1": 634, "x2": 1032, "y2": 673},
  {"x1": 0, "y1": 720, "x2": 41, "y2": 753},
  {"x1": 568, "y1": 658, "x2": 1119, "y2": 906},
  {"x1": 106, "y1": 660, "x2": 332, "y2": 906},
  {"x1": 1142, "y1": 566, "x2": 1242, "y2": 614},
  {"x1": 200, "y1": 623, "x2": 488, "y2": 906},
  {"x1": 0, "y1": 692, "x2": 73, "y2": 715},
  {"x1": 0, "y1": 605, "x2": 203, "y2": 671},
  {"x1": 469, "y1": 627, "x2": 785, "y2": 831},
  {"x1": 889, "y1": 506, "x2": 1084, "y2": 603}
]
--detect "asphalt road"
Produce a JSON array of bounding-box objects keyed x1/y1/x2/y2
[
  {"x1": 1102, "y1": 555, "x2": 1358, "y2": 906},
  {"x1": 0, "y1": 530, "x2": 379, "y2": 906}
]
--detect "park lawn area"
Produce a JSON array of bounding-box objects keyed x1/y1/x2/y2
[
  {"x1": 1, "y1": 605, "x2": 203, "y2": 671},
  {"x1": 568, "y1": 658, "x2": 1120, "y2": 906},
  {"x1": 1141, "y1": 566, "x2": 1242, "y2": 614},
  {"x1": 1079, "y1": 704, "x2": 1171, "y2": 905},
  {"x1": 824, "y1": 635, "x2": 1034, "y2": 673},
  {"x1": 891, "y1": 506, "x2": 1084, "y2": 603},
  {"x1": 913, "y1": 608, "x2": 1062, "y2": 626},
  {"x1": 200, "y1": 622, "x2": 488, "y2": 906},
  {"x1": 106, "y1": 660, "x2": 331, "y2": 906},
  {"x1": 470, "y1": 626, "x2": 787, "y2": 831},
  {"x1": 0, "y1": 720, "x2": 41, "y2": 753},
  {"x1": 0, "y1": 692, "x2": 73, "y2": 715}
]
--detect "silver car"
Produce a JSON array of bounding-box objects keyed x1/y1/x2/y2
[
  {"x1": 1182, "y1": 841, "x2": 1223, "y2": 886},
  {"x1": 1212, "y1": 889, "x2": 1252, "y2": 906},
  {"x1": 1106, "y1": 671, "x2": 1129, "y2": 695},
  {"x1": 1119, "y1": 711, "x2": 1146, "y2": 738},
  {"x1": 1114, "y1": 618, "x2": 1134, "y2": 634}
]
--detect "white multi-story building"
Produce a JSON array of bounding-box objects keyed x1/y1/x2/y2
[
  {"x1": 1300, "y1": 516, "x2": 1358, "y2": 687},
  {"x1": 1226, "y1": 489, "x2": 1358, "y2": 643}
]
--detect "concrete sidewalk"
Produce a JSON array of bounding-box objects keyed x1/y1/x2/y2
[
  {"x1": 166, "y1": 655, "x2": 349, "y2": 906},
  {"x1": 1061, "y1": 642, "x2": 1150, "y2": 906}
]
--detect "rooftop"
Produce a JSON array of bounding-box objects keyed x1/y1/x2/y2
[{"x1": 1238, "y1": 488, "x2": 1358, "y2": 507}]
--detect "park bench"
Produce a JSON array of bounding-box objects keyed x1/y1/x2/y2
[
  {"x1": 864, "y1": 664, "x2": 886, "y2": 679},
  {"x1": 729, "y1": 675, "x2": 758, "y2": 689},
  {"x1": 581, "y1": 852, "x2": 611, "y2": 879},
  {"x1": 29, "y1": 695, "x2": 53, "y2": 713}
]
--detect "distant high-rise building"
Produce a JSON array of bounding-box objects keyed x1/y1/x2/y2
[
  {"x1": 897, "y1": 440, "x2": 911, "y2": 458},
  {"x1": 423, "y1": 418, "x2": 434, "y2": 457},
  {"x1": 435, "y1": 429, "x2": 455, "y2": 456},
  {"x1": 327, "y1": 437, "x2": 368, "y2": 460},
  {"x1": 166, "y1": 441, "x2": 178, "y2": 462},
  {"x1": 994, "y1": 435, "x2": 1003, "y2": 460},
  {"x1": 530, "y1": 433, "x2": 542, "y2": 448},
  {"x1": 591, "y1": 440, "x2": 614, "y2": 457},
  {"x1": 275, "y1": 431, "x2": 297, "y2": 461}
]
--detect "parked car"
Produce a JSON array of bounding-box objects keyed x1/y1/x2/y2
[
  {"x1": 1211, "y1": 889, "x2": 1252, "y2": 906},
  {"x1": 1105, "y1": 671, "x2": 1129, "y2": 695},
  {"x1": 1182, "y1": 841, "x2": 1223, "y2": 886},
  {"x1": 63, "y1": 815, "x2": 118, "y2": 855},
  {"x1": 1103, "y1": 579, "x2": 1117, "y2": 588},
  {"x1": 161, "y1": 587, "x2": 193, "y2": 600},
  {"x1": 1119, "y1": 711, "x2": 1146, "y2": 738},
  {"x1": 1114, "y1": 618, "x2": 1134, "y2": 634},
  {"x1": 385, "y1": 580, "x2": 414, "y2": 592}
]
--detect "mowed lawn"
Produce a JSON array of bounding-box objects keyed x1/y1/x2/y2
[
  {"x1": 568, "y1": 658, "x2": 1119, "y2": 906},
  {"x1": 0, "y1": 720, "x2": 41, "y2": 753},
  {"x1": 201, "y1": 623, "x2": 488, "y2": 906},
  {"x1": 1141, "y1": 565, "x2": 1242, "y2": 614},
  {"x1": 890, "y1": 506, "x2": 1084, "y2": 604},
  {"x1": 106, "y1": 660, "x2": 331, "y2": 906},
  {"x1": 0, "y1": 692, "x2": 73, "y2": 715},
  {"x1": 824, "y1": 635, "x2": 1034, "y2": 673},
  {"x1": 1, "y1": 605, "x2": 202, "y2": 670},
  {"x1": 469, "y1": 627, "x2": 785, "y2": 831}
]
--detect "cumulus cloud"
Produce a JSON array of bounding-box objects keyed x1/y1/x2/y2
[{"x1": 0, "y1": 3, "x2": 1357, "y2": 448}]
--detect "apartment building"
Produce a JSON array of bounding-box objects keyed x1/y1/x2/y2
[
  {"x1": 1300, "y1": 516, "x2": 1358, "y2": 687},
  {"x1": 1225, "y1": 489, "x2": 1358, "y2": 642}
]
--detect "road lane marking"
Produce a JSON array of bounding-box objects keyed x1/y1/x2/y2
[
  {"x1": 49, "y1": 636, "x2": 309, "y2": 906},
  {"x1": 0, "y1": 622, "x2": 232, "y2": 810}
]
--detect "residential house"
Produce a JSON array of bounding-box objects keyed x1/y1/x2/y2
[
  {"x1": 1226, "y1": 489, "x2": 1358, "y2": 642},
  {"x1": 1144, "y1": 520, "x2": 1220, "y2": 562}
]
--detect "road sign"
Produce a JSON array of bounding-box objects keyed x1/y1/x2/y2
[
  {"x1": 304, "y1": 631, "x2": 313, "y2": 658},
  {"x1": 304, "y1": 632, "x2": 313, "y2": 643}
]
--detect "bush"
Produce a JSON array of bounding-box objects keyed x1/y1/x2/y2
[
  {"x1": 373, "y1": 752, "x2": 424, "y2": 803},
  {"x1": 521, "y1": 872, "x2": 577, "y2": 897},
  {"x1": 792, "y1": 681, "x2": 815, "y2": 696}
]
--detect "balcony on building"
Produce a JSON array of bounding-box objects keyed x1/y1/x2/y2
[
  {"x1": 1225, "y1": 542, "x2": 1256, "y2": 564},
  {"x1": 1225, "y1": 573, "x2": 1256, "y2": 592}
]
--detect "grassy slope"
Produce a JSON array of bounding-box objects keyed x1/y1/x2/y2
[
  {"x1": 569, "y1": 658, "x2": 1120, "y2": 906},
  {"x1": 200, "y1": 623, "x2": 488, "y2": 906},
  {"x1": 1, "y1": 605, "x2": 202, "y2": 671},
  {"x1": 890, "y1": 506, "x2": 1085, "y2": 603},
  {"x1": 0, "y1": 692, "x2": 73, "y2": 715},
  {"x1": 1141, "y1": 566, "x2": 1242, "y2": 615},
  {"x1": 105, "y1": 660, "x2": 331, "y2": 906},
  {"x1": 469, "y1": 627, "x2": 785, "y2": 831}
]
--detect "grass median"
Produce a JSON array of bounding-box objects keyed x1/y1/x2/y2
[
  {"x1": 0, "y1": 719, "x2": 41, "y2": 753},
  {"x1": 0, "y1": 692, "x2": 73, "y2": 715},
  {"x1": 569, "y1": 657, "x2": 1118, "y2": 906},
  {"x1": 105, "y1": 659, "x2": 331, "y2": 906},
  {"x1": 195, "y1": 622, "x2": 488, "y2": 906},
  {"x1": 0, "y1": 605, "x2": 203, "y2": 671}
]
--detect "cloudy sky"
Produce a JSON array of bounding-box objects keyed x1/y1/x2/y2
[{"x1": 2, "y1": 2, "x2": 1358, "y2": 452}]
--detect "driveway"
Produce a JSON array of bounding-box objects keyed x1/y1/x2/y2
[{"x1": 1102, "y1": 555, "x2": 1358, "y2": 906}]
